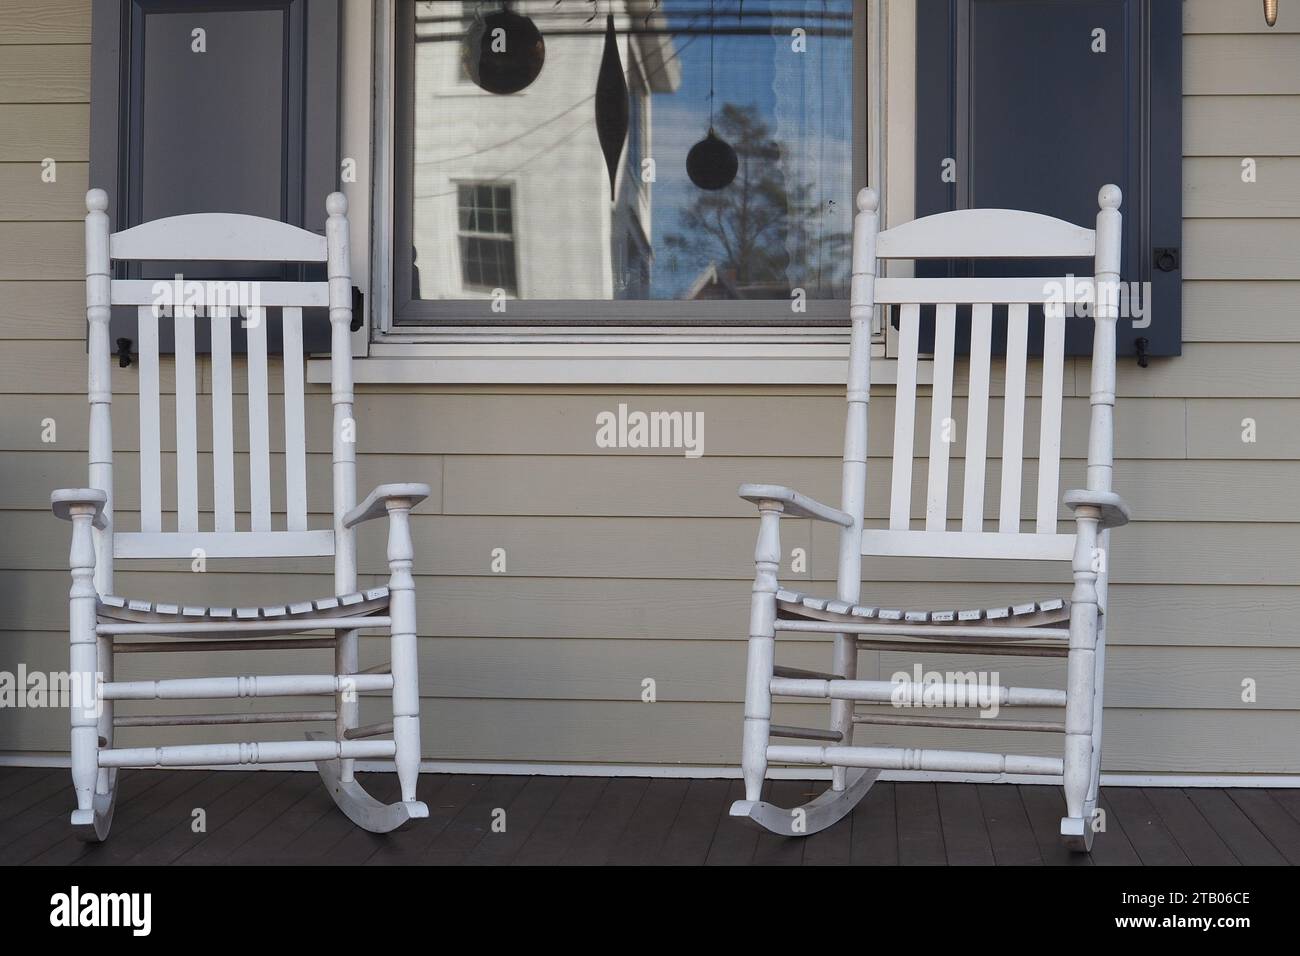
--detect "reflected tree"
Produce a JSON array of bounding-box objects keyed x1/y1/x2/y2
[{"x1": 665, "y1": 103, "x2": 850, "y2": 298}]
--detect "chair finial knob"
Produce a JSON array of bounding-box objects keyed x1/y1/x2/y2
[
  {"x1": 856, "y1": 187, "x2": 879, "y2": 213},
  {"x1": 86, "y1": 188, "x2": 109, "y2": 213},
  {"x1": 1098, "y1": 184, "x2": 1122, "y2": 210},
  {"x1": 326, "y1": 192, "x2": 348, "y2": 217}
]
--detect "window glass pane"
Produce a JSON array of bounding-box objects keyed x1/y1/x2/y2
[{"x1": 408, "y1": 0, "x2": 856, "y2": 304}]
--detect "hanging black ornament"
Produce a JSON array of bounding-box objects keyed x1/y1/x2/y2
[
  {"x1": 594, "y1": 13, "x2": 629, "y2": 200},
  {"x1": 687, "y1": 0, "x2": 738, "y2": 191},
  {"x1": 687, "y1": 128, "x2": 738, "y2": 191},
  {"x1": 462, "y1": 3, "x2": 545, "y2": 95}
]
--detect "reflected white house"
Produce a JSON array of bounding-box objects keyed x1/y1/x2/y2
[{"x1": 410, "y1": 1, "x2": 681, "y2": 302}]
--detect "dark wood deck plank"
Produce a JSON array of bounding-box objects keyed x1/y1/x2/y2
[
  {"x1": 750, "y1": 779, "x2": 810, "y2": 866},
  {"x1": 704, "y1": 778, "x2": 762, "y2": 865},
  {"x1": 308, "y1": 773, "x2": 405, "y2": 866},
  {"x1": 1088, "y1": 790, "x2": 1146, "y2": 866},
  {"x1": 1102, "y1": 787, "x2": 1191, "y2": 866},
  {"x1": 512, "y1": 775, "x2": 608, "y2": 866},
  {"x1": 0, "y1": 766, "x2": 55, "y2": 803},
  {"x1": 173, "y1": 771, "x2": 317, "y2": 865},
  {"x1": 976, "y1": 783, "x2": 1042, "y2": 865},
  {"x1": 1017, "y1": 784, "x2": 1092, "y2": 866},
  {"x1": 422, "y1": 774, "x2": 531, "y2": 865},
  {"x1": 1184, "y1": 789, "x2": 1285, "y2": 865},
  {"x1": 78, "y1": 771, "x2": 223, "y2": 866},
  {"x1": 657, "y1": 778, "x2": 731, "y2": 866},
  {"x1": 365, "y1": 773, "x2": 489, "y2": 865},
  {"x1": 606, "y1": 777, "x2": 690, "y2": 865},
  {"x1": 30, "y1": 770, "x2": 198, "y2": 866},
  {"x1": 801, "y1": 779, "x2": 853, "y2": 865},
  {"x1": 2, "y1": 765, "x2": 1288, "y2": 867},
  {"x1": 224, "y1": 774, "x2": 339, "y2": 865},
  {"x1": 123, "y1": 771, "x2": 256, "y2": 865},
  {"x1": 850, "y1": 781, "x2": 898, "y2": 865},
  {"x1": 0, "y1": 772, "x2": 75, "y2": 861},
  {"x1": 936, "y1": 782, "x2": 995, "y2": 865},
  {"x1": 561, "y1": 776, "x2": 650, "y2": 866},
  {"x1": 1265, "y1": 788, "x2": 1300, "y2": 827},
  {"x1": 463, "y1": 774, "x2": 567, "y2": 866},
  {"x1": 895, "y1": 782, "x2": 947, "y2": 865},
  {"x1": 1226, "y1": 789, "x2": 1300, "y2": 865},
  {"x1": 1140, "y1": 787, "x2": 1239, "y2": 866}
]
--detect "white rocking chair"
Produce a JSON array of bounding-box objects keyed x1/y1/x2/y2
[
  {"x1": 732, "y1": 186, "x2": 1129, "y2": 852},
  {"x1": 51, "y1": 190, "x2": 429, "y2": 840}
]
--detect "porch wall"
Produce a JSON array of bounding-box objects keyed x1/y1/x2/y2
[{"x1": 1, "y1": 0, "x2": 1298, "y2": 775}]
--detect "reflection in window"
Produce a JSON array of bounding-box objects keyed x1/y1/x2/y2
[
  {"x1": 408, "y1": 0, "x2": 856, "y2": 307},
  {"x1": 457, "y1": 182, "x2": 519, "y2": 294}
]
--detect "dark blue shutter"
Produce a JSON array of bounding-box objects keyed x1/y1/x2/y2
[
  {"x1": 90, "y1": 0, "x2": 341, "y2": 355},
  {"x1": 912, "y1": 0, "x2": 1182, "y2": 360}
]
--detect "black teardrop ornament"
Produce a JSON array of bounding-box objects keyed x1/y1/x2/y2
[
  {"x1": 687, "y1": 128, "x2": 738, "y2": 190},
  {"x1": 594, "y1": 13, "x2": 629, "y2": 200},
  {"x1": 462, "y1": 4, "x2": 546, "y2": 95}
]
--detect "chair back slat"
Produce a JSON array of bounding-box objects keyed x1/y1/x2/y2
[
  {"x1": 245, "y1": 307, "x2": 272, "y2": 532},
  {"x1": 960, "y1": 303, "x2": 993, "y2": 532},
  {"x1": 136, "y1": 305, "x2": 163, "y2": 533},
  {"x1": 1036, "y1": 307, "x2": 1068, "y2": 533},
  {"x1": 282, "y1": 307, "x2": 308, "y2": 532},
  {"x1": 889, "y1": 303, "x2": 921, "y2": 530},
  {"x1": 173, "y1": 305, "x2": 199, "y2": 533},
  {"x1": 997, "y1": 303, "x2": 1030, "y2": 533},
  {"x1": 210, "y1": 307, "x2": 237, "y2": 533},
  {"x1": 924, "y1": 303, "x2": 956, "y2": 531}
]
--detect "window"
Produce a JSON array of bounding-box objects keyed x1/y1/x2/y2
[
  {"x1": 391, "y1": 0, "x2": 866, "y2": 327},
  {"x1": 454, "y1": 182, "x2": 519, "y2": 295}
]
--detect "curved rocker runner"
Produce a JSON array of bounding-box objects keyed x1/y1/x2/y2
[{"x1": 731, "y1": 186, "x2": 1129, "y2": 851}]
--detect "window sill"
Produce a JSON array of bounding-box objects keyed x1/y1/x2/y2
[{"x1": 307, "y1": 343, "x2": 922, "y2": 386}]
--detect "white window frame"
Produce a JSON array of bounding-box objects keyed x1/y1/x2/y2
[{"x1": 316, "y1": 0, "x2": 923, "y2": 386}]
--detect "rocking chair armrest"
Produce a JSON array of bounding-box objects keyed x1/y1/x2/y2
[
  {"x1": 738, "y1": 483, "x2": 854, "y2": 528},
  {"x1": 1063, "y1": 489, "x2": 1131, "y2": 530},
  {"x1": 51, "y1": 488, "x2": 108, "y2": 530},
  {"x1": 343, "y1": 483, "x2": 432, "y2": 529}
]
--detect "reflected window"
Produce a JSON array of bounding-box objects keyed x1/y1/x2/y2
[
  {"x1": 396, "y1": 0, "x2": 862, "y2": 324},
  {"x1": 457, "y1": 182, "x2": 519, "y2": 294}
]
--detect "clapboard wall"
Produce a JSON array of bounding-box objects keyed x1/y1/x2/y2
[{"x1": 1, "y1": 0, "x2": 1298, "y2": 776}]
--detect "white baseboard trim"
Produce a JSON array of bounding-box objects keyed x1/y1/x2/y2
[{"x1": 2, "y1": 753, "x2": 1298, "y2": 787}]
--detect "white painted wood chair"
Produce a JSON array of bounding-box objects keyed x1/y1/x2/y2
[
  {"x1": 51, "y1": 190, "x2": 430, "y2": 840},
  {"x1": 732, "y1": 186, "x2": 1129, "y2": 851}
]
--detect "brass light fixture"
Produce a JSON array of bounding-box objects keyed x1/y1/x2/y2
[{"x1": 1264, "y1": 0, "x2": 1279, "y2": 27}]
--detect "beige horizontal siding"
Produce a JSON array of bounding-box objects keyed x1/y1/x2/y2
[{"x1": 0, "y1": 4, "x2": 1297, "y2": 780}]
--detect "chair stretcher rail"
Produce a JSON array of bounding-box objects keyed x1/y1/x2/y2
[
  {"x1": 97, "y1": 738, "x2": 396, "y2": 768},
  {"x1": 113, "y1": 710, "x2": 336, "y2": 728},
  {"x1": 770, "y1": 677, "x2": 1067, "y2": 708},
  {"x1": 767, "y1": 744, "x2": 1063, "y2": 776},
  {"x1": 101, "y1": 673, "x2": 394, "y2": 700}
]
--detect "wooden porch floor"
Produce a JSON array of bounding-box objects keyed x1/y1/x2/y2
[{"x1": 2, "y1": 766, "x2": 1298, "y2": 865}]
